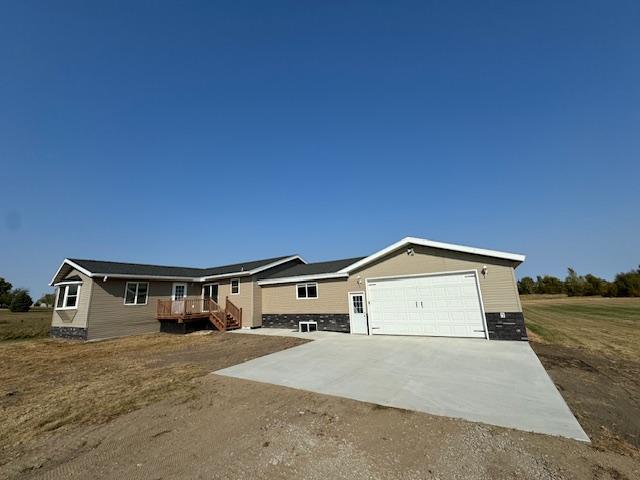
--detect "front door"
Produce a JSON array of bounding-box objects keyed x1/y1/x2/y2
[
  {"x1": 172, "y1": 283, "x2": 187, "y2": 314},
  {"x1": 349, "y1": 292, "x2": 368, "y2": 334},
  {"x1": 202, "y1": 284, "x2": 219, "y2": 309}
]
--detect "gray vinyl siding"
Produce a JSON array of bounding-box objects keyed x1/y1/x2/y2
[
  {"x1": 86, "y1": 279, "x2": 174, "y2": 340},
  {"x1": 51, "y1": 269, "x2": 92, "y2": 328}
]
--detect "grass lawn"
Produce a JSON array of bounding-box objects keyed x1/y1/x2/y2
[
  {"x1": 522, "y1": 296, "x2": 640, "y2": 361},
  {"x1": 0, "y1": 309, "x2": 52, "y2": 341}
]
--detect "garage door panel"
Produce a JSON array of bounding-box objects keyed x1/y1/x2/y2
[{"x1": 368, "y1": 272, "x2": 486, "y2": 338}]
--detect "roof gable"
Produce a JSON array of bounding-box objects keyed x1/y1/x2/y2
[
  {"x1": 338, "y1": 237, "x2": 525, "y2": 274},
  {"x1": 260, "y1": 257, "x2": 365, "y2": 280}
]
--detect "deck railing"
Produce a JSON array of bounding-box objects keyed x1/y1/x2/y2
[
  {"x1": 157, "y1": 296, "x2": 242, "y2": 330},
  {"x1": 157, "y1": 296, "x2": 210, "y2": 318},
  {"x1": 157, "y1": 297, "x2": 229, "y2": 317}
]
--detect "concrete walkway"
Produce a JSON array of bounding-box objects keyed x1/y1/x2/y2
[{"x1": 217, "y1": 330, "x2": 589, "y2": 442}]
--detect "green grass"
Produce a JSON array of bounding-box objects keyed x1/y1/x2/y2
[
  {"x1": 0, "y1": 309, "x2": 52, "y2": 341},
  {"x1": 522, "y1": 296, "x2": 640, "y2": 361}
]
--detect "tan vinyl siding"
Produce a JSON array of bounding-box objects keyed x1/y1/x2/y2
[
  {"x1": 346, "y1": 245, "x2": 522, "y2": 313},
  {"x1": 260, "y1": 245, "x2": 522, "y2": 315},
  {"x1": 252, "y1": 281, "x2": 263, "y2": 327},
  {"x1": 51, "y1": 269, "x2": 92, "y2": 328},
  {"x1": 261, "y1": 278, "x2": 349, "y2": 314},
  {"x1": 214, "y1": 277, "x2": 255, "y2": 328}
]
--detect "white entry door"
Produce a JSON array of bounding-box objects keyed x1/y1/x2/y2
[
  {"x1": 349, "y1": 292, "x2": 368, "y2": 334},
  {"x1": 367, "y1": 271, "x2": 486, "y2": 338},
  {"x1": 172, "y1": 282, "x2": 187, "y2": 314}
]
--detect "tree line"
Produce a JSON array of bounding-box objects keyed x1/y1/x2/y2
[
  {"x1": 0, "y1": 277, "x2": 54, "y2": 312},
  {"x1": 518, "y1": 265, "x2": 640, "y2": 297}
]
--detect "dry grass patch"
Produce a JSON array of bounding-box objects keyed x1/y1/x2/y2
[
  {"x1": 522, "y1": 296, "x2": 640, "y2": 361},
  {"x1": 0, "y1": 332, "x2": 306, "y2": 467},
  {"x1": 0, "y1": 309, "x2": 52, "y2": 341}
]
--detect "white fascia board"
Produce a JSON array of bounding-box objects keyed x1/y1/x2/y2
[
  {"x1": 257, "y1": 272, "x2": 348, "y2": 286},
  {"x1": 49, "y1": 259, "x2": 95, "y2": 286},
  {"x1": 94, "y1": 273, "x2": 206, "y2": 282},
  {"x1": 53, "y1": 280, "x2": 84, "y2": 286},
  {"x1": 199, "y1": 271, "x2": 252, "y2": 282},
  {"x1": 248, "y1": 255, "x2": 306, "y2": 275},
  {"x1": 339, "y1": 237, "x2": 526, "y2": 274}
]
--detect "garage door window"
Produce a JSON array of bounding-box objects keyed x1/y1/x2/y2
[{"x1": 296, "y1": 283, "x2": 318, "y2": 299}]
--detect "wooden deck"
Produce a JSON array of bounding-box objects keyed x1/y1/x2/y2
[{"x1": 157, "y1": 296, "x2": 242, "y2": 331}]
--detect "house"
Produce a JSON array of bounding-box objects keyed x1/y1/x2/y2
[{"x1": 49, "y1": 236, "x2": 527, "y2": 341}]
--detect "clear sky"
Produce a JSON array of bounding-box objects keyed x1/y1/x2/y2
[{"x1": 1, "y1": 1, "x2": 638, "y2": 298}]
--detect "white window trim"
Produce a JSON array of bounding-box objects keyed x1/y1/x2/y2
[
  {"x1": 296, "y1": 282, "x2": 318, "y2": 299},
  {"x1": 230, "y1": 278, "x2": 240, "y2": 295},
  {"x1": 55, "y1": 284, "x2": 81, "y2": 311},
  {"x1": 123, "y1": 282, "x2": 149, "y2": 306}
]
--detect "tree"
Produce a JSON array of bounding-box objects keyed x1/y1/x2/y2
[
  {"x1": 564, "y1": 268, "x2": 585, "y2": 297},
  {"x1": 9, "y1": 289, "x2": 33, "y2": 312},
  {"x1": 0, "y1": 277, "x2": 12, "y2": 308},
  {"x1": 583, "y1": 273, "x2": 608, "y2": 296},
  {"x1": 517, "y1": 276, "x2": 535, "y2": 294},
  {"x1": 612, "y1": 266, "x2": 640, "y2": 297},
  {"x1": 534, "y1": 275, "x2": 565, "y2": 294},
  {"x1": 37, "y1": 293, "x2": 56, "y2": 307}
]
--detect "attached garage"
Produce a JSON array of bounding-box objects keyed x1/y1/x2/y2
[
  {"x1": 366, "y1": 271, "x2": 486, "y2": 338},
  {"x1": 258, "y1": 236, "x2": 528, "y2": 341}
]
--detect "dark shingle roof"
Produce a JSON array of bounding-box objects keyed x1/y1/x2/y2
[
  {"x1": 260, "y1": 257, "x2": 365, "y2": 279},
  {"x1": 68, "y1": 255, "x2": 295, "y2": 279},
  {"x1": 201, "y1": 256, "x2": 295, "y2": 276}
]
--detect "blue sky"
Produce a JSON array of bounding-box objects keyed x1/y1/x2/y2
[{"x1": 1, "y1": 1, "x2": 638, "y2": 298}]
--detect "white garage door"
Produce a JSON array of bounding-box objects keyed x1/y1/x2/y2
[{"x1": 367, "y1": 271, "x2": 486, "y2": 338}]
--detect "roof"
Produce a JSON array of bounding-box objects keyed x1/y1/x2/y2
[
  {"x1": 339, "y1": 236, "x2": 526, "y2": 274},
  {"x1": 260, "y1": 257, "x2": 365, "y2": 280},
  {"x1": 50, "y1": 255, "x2": 302, "y2": 285},
  {"x1": 50, "y1": 236, "x2": 526, "y2": 286},
  {"x1": 68, "y1": 258, "x2": 207, "y2": 278}
]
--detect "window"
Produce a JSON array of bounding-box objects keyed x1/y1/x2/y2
[
  {"x1": 230, "y1": 278, "x2": 240, "y2": 295},
  {"x1": 55, "y1": 284, "x2": 81, "y2": 310},
  {"x1": 124, "y1": 282, "x2": 149, "y2": 305},
  {"x1": 296, "y1": 282, "x2": 318, "y2": 299},
  {"x1": 352, "y1": 294, "x2": 364, "y2": 314}
]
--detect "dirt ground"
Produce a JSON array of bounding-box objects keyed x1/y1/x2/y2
[
  {"x1": 531, "y1": 342, "x2": 640, "y2": 456},
  {"x1": 0, "y1": 332, "x2": 306, "y2": 475},
  {"x1": 1, "y1": 331, "x2": 639, "y2": 480}
]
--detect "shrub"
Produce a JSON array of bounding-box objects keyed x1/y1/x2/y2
[{"x1": 9, "y1": 289, "x2": 33, "y2": 312}]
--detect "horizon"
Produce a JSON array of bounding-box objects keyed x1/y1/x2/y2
[{"x1": 2, "y1": 1, "x2": 639, "y2": 299}]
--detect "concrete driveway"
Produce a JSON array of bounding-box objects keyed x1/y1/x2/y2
[{"x1": 216, "y1": 331, "x2": 589, "y2": 442}]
